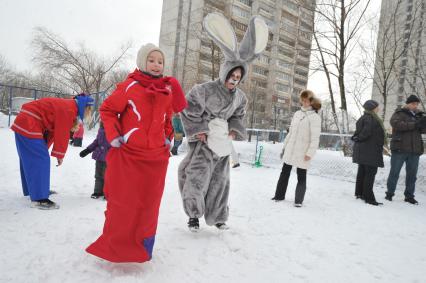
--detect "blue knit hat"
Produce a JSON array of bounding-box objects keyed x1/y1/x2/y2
[{"x1": 75, "y1": 94, "x2": 94, "y2": 120}]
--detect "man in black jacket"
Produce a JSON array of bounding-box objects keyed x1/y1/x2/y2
[{"x1": 386, "y1": 95, "x2": 426, "y2": 204}]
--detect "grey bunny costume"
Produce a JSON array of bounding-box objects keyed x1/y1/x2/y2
[{"x1": 178, "y1": 13, "x2": 268, "y2": 226}]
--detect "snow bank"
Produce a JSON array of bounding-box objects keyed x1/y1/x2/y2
[{"x1": 1, "y1": 128, "x2": 426, "y2": 282}]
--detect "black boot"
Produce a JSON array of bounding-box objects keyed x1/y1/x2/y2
[
  {"x1": 366, "y1": 201, "x2": 383, "y2": 206},
  {"x1": 385, "y1": 193, "x2": 393, "y2": 201},
  {"x1": 404, "y1": 197, "x2": 419, "y2": 205},
  {"x1": 188, "y1": 218, "x2": 199, "y2": 232},
  {"x1": 91, "y1": 192, "x2": 104, "y2": 199}
]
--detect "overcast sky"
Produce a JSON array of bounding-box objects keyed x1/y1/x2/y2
[
  {"x1": 0, "y1": 0, "x2": 381, "y2": 115},
  {"x1": 0, "y1": 0, "x2": 163, "y2": 71}
]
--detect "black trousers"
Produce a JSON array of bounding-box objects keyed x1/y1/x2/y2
[
  {"x1": 72, "y1": 138, "x2": 83, "y2": 147},
  {"x1": 355, "y1": 164, "x2": 378, "y2": 203},
  {"x1": 274, "y1": 163, "x2": 307, "y2": 204},
  {"x1": 94, "y1": 161, "x2": 107, "y2": 195}
]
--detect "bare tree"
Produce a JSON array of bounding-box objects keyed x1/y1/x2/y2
[
  {"x1": 360, "y1": 0, "x2": 422, "y2": 120},
  {"x1": 31, "y1": 27, "x2": 132, "y2": 96},
  {"x1": 308, "y1": 0, "x2": 372, "y2": 134}
]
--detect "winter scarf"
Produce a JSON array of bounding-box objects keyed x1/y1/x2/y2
[
  {"x1": 128, "y1": 69, "x2": 187, "y2": 113},
  {"x1": 365, "y1": 110, "x2": 388, "y2": 147}
]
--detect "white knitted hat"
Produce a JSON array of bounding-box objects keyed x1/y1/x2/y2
[{"x1": 136, "y1": 43, "x2": 165, "y2": 72}]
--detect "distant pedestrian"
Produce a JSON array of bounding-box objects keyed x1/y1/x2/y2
[{"x1": 385, "y1": 95, "x2": 426, "y2": 205}]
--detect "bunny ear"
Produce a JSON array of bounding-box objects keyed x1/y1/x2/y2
[
  {"x1": 203, "y1": 13, "x2": 238, "y2": 61},
  {"x1": 239, "y1": 16, "x2": 269, "y2": 63}
]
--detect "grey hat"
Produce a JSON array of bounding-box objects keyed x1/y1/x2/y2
[
  {"x1": 136, "y1": 43, "x2": 165, "y2": 72},
  {"x1": 363, "y1": 100, "x2": 379, "y2": 111}
]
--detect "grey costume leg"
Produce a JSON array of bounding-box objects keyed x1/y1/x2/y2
[
  {"x1": 178, "y1": 142, "x2": 215, "y2": 219},
  {"x1": 204, "y1": 155, "x2": 230, "y2": 225},
  {"x1": 178, "y1": 142, "x2": 231, "y2": 225}
]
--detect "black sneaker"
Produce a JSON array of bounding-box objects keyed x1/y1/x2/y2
[
  {"x1": 232, "y1": 163, "x2": 240, "y2": 168},
  {"x1": 385, "y1": 193, "x2": 393, "y2": 201},
  {"x1": 91, "y1": 193, "x2": 104, "y2": 199},
  {"x1": 215, "y1": 223, "x2": 229, "y2": 230},
  {"x1": 404, "y1": 197, "x2": 419, "y2": 205},
  {"x1": 188, "y1": 218, "x2": 199, "y2": 232},
  {"x1": 31, "y1": 199, "x2": 59, "y2": 210},
  {"x1": 271, "y1": 197, "x2": 284, "y2": 202}
]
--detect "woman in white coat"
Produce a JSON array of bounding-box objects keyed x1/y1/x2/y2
[{"x1": 272, "y1": 90, "x2": 321, "y2": 207}]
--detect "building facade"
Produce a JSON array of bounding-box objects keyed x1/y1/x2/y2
[
  {"x1": 159, "y1": 0, "x2": 315, "y2": 130},
  {"x1": 372, "y1": 0, "x2": 426, "y2": 128}
]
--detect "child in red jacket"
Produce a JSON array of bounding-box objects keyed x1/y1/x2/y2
[
  {"x1": 71, "y1": 122, "x2": 84, "y2": 147},
  {"x1": 11, "y1": 94, "x2": 94, "y2": 209},
  {"x1": 86, "y1": 43, "x2": 187, "y2": 263}
]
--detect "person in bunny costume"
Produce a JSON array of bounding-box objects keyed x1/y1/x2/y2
[{"x1": 178, "y1": 13, "x2": 269, "y2": 232}]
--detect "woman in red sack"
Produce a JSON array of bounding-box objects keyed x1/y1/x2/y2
[
  {"x1": 11, "y1": 94, "x2": 94, "y2": 209},
  {"x1": 86, "y1": 43, "x2": 187, "y2": 263}
]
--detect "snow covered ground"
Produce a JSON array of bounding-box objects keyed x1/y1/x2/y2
[{"x1": 1, "y1": 126, "x2": 426, "y2": 283}]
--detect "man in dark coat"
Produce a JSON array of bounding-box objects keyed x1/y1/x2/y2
[
  {"x1": 385, "y1": 95, "x2": 426, "y2": 204},
  {"x1": 352, "y1": 100, "x2": 386, "y2": 206}
]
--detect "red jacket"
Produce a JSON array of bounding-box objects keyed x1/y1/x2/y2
[
  {"x1": 72, "y1": 123, "x2": 84, "y2": 139},
  {"x1": 11, "y1": 98, "x2": 78, "y2": 158},
  {"x1": 100, "y1": 71, "x2": 186, "y2": 150}
]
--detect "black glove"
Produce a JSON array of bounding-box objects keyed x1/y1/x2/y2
[
  {"x1": 415, "y1": 116, "x2": 426, "y2": 129},
  {"x1": 79, "y1": 148, "x2": 91, "y2": 158}
]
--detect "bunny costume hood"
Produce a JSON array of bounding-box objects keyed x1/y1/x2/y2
[
  {"x1": 178, "y1": 13, "x2": 268, "y2": 226},
  {"x1": 204, "y1": 13, "x2": 268, "y2": 84}
]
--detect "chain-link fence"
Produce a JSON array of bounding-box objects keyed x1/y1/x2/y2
[
  {"x1": 178, "y1": 130, "x2": 426, "y2": 193},
  {"x1": 0, "y1": 84, "x2": 106, "y2": 128}
]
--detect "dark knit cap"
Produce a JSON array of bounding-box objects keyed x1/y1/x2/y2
[
  {"x1": 363, "y1": 100, "x2": 379, "y2": 111},
  {"x1": 406, "y1": 95, "x2": 420, "y2": 104}
]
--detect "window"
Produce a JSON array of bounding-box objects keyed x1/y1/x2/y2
[
  {"x1": 276, "y1": 72, "x2": 291, "y2": 82},
  {"x1": 276, "y1": 59, "x2": 292, "y2": 70},
  {"x1": 253, "y1": 66, "x2": 269, "y2": 76},
  {"x1": 276, "y1": 83, "x2": 290, "y2": 93},
  {"x1": 279, "y1": 35, "x2": 296, "y2": 47},
  {"x1": 283, "y1": 0, "x2": 298, "y2": 12},
  {"x1": 253, "y1": 80, "x2": 267, "y2": 89},
  {"x1": 300, "y1": 20, "x2": 313, "y2": 31},
  {"x1": 231, "y1": 19, "x2": 248, "y2": 32},
  {"x1": 282, "y1": 10, "x2": 299, "y2": 24},
  {"x1": 294, "y1": 78, "x2": 307, "y2": 86},
  {"x1": 299, "y1": 30, "x2": 311, "y2": 40},
  {"x1": 278, "y1": 47, "x2": 294, "y2": 58},
  {"x1": 295, "y1": 68, "x2": 308, "y2": 77},
  {"x1": 232, "y1": 5, "x2": 251, "y2": 18},
  {"x1": 256, "y1": 54, "x2": 270, "y2": 64},
  {"x1": 236, "y1": 0, "x2": 252, "y2": 7}
]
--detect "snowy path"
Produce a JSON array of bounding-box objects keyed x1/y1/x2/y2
[{"x1": 0, "y1": 128, "x2": 425, "y2": 283}]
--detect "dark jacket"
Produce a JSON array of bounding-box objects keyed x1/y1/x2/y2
[
  {"x1": 86, "y1": 127, "x2": 111, "y2": 162},
  {"x1": 352, "y1": 112, "x2": 385, "y2": 168},
  {"x1": 390, "y1": 108, "x2": 425, "y2": 155}
]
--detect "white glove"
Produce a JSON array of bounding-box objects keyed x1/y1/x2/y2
[{"x1": 111, "y1": 136, "x2": 125, "y2": 148}]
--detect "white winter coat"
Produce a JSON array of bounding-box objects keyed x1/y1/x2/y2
[{"x1": 281, "y1": 107, "x2": 321, "y2": 169}]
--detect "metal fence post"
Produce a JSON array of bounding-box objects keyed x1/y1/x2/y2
[{"x1": 8, "y1": 86, "x2": 13, "y2": 127}]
